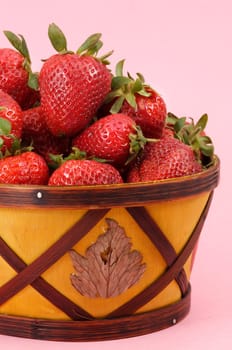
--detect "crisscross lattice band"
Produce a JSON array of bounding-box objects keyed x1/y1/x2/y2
[
  {"x1": 0, "y1": 209, "x2": 109, "y2": 319},
  {"x1": 0, "y1": 192, "x2": 213, "y2": 341}
]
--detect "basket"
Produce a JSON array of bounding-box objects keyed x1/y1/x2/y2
[{"x1": 0, "y1": 157, "x2": 220, "y2": 341}]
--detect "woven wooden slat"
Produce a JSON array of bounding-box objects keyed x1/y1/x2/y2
[
  {"x1": 126, "y1": 206, "x2": 189, "y2": 296},
  {"x1": 0, "y1": 237, "x2": 93, "y2": 320},
  {"x1": 0, "y1": 209, "x2": 109, "y2": 308}
]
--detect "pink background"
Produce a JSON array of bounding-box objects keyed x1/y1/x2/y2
[{"x1": 0, "y1": 0, "x2": 231, "y2": 349}]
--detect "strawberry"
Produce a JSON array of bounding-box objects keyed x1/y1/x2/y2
[
  {"x1": 22, "y1": 105, "x2": 71, "y2": 165},
  {"x1": 102, "y1": 60, "x2": 167, "y2": 138},
  {"x1": 72, "y1": 113, "x2": 150, "y2": 168},
  {"x1": 0, "y1": 31, "x2": 39, "y2": 109},
  {"x1": 0, "y1": 151, "x2": 49, "y2": 185},
  {"x1": 0, "y1": 89, "x2": 23, "y2": 153},
  {"x1": 48, "y1": 159, "x2": 123, "y2": 186},
  {"x1": 166, "y1": 112, "x2": 214, "y2": 166},
  {"x1": 161, "y1": 126, "x2": 175, "y2": 139},
  {"x1": 126, "y1": 137, "x2": 202, "y2": 183},
  {"x1": 39, "y1": 23, "x2": 112, "y2": 137}
]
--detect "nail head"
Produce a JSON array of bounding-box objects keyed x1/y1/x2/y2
[{"x1": 36, "y1": 191, "x2": 43, "y2": 199}]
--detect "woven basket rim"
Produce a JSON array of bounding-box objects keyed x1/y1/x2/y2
[{"x1": 0, "y1": 155, "x2": 220, "y2": 208}]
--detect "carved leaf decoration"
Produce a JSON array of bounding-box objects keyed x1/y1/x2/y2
[{"x1": 69, "y1": 218, "x2": 146, "y2": 298}]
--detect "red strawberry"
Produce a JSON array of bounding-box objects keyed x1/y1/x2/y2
[
  {"x1": 48, "y1": 159, "x2": 123, "y2": 186},
  {"x1": 20, "y1": 87, "x2": 40, "y2": 111},
  {"x1": 73, "y1": 113, "x2": 148, "y2": 167},
  {"x1": 0, "y1": 31, "x2": 39, "y2": 109},
  {"x1": 161, "y1": 126, "x2": 175, "y2": 139},
  {"x1": 39, "y1": 23, "x2": 112, "y2": 137},
  {"x1": 127, "y1": 137, "x2": 202, "y2": 183},
  {"x1": 103, "y1": 60, "x2": 167, "y2": 138},
  {"x1": 22, "y1": 105, "x2": 71, "y2": 165},
  {"x1": 166, "y1": 112, "x2": 214, "y2": 166},
  {"x1": 120, "y1": 87, "x2": 167, "y2": 138},
  {"x1": 0, "y1": 151, "x2": 49, "y2": 185},
  {"x1": 0, "y1": 89, "x2": 23, "y2": 153}
]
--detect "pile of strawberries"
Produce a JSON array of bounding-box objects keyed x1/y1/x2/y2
[{"x1": 0, "y1": 23, "x2": 214, "y2": 186}]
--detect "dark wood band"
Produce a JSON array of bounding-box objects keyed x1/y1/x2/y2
[
  {"x1": 0, "y1": 285, "x2": 191, "y2": 342},
  {"x1": 0, "y1": 157, "x2": 220, "y2": 208}
]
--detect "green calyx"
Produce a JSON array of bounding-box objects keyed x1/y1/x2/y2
[
  {"x1": 48, "y1": 23, "x2": 71, "y2": 54},
  {"x1": 104, "y1": 59, "x2": 151, "y2": 114},
  {"x1": 126, "y1": 125, "x2": 158, "y2": 165},
  {"x1": 48, "y1": 147, "x2": 86, "y2": 169},
  {"x1": 48, "y1": 147, "x2": 107, "y2": 169},
  {"x1": 48, "y1": 23, "x2": 112, "y2": 65},
  {"x1": 77, "y1": 32, "x2": 113, "y2": 64},
  {"x1": 167, "y1": 112, "x2": 214, "y2": 166},
  {"x1": 0, "y1": 113, "x2": 11, "y2": 137},
  {"x1": 0, "y1": 116, "x2": 32, "y2": 158},
  {"x1": 3, "y1": 30, "x2": 39, "y2": 90}
]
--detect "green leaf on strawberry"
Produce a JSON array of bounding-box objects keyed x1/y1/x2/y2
[
  {"x1": 3, "y1": 31, "x2": 31, "y2": 63},
  {"x1": 0, "y1": 138, "x2": 4, "y2": 149},
  {"x1": 102, "y1": 60, "x2": 167, "y2": 139},
  {"x1": 196, "y1": 113, "x2": 208, "y2": 130},
  {"x1": 115, "y1": 59, "x2": 124, "y2": 76},
  {"x1": 48, "y1": 147, "x2": 87, "y2": 169},
  {"x1": 77, "y1": 32, "x2": 102, "y2": 55},
  {"x1": 111, "y1": 76, "x2": 132, "y2": 90},
  {"x1": 3, "y1": 30, "x2": 39, "y2": 91},
  {"x1": 0, "y1": 116, "x2": 11, "y2": 136},
  {"x1": 48, "y1": 23, "x2": 69, "y2": 53},
  {"x1": 107, "y1": 60, "x2": 151, "y2": 114},
  {"x1": 47, "y1": 23, "x2": 113, "y2": 65},
  {"x1": 110, "y1": 96, "x2": 125, "y2": 114},
  {"x1": 124, "y1": 92, "x2": 137, "y2": 110},
  {"x1": 28, "y1": 72, "x2": 39, "y2": 90},
  {"x1": 131, "y1": 78, "x2": 143, "y2": 94},
  {"x1": 0, "y1": 113, "x2": 33, "y2": 159},
  {"x1": 166, "y1": 112, "x2": 214, "y2": 167}
]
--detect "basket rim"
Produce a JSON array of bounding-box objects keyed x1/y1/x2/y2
[
  {"x1": 0, "y1": 286, "x2": 191, "y2": 341},
  {"x1": 0, "y1": 155, "x2": 220, "y2": 208}
]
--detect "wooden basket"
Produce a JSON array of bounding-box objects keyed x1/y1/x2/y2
[{"x1": 0, "y1": 157, "x2": 220, "y2": 342}]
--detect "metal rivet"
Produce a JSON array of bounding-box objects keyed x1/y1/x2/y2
[
  {"x1": 172, "y1": 318, "x2": 177, "y2": 325},
  {"x1": 36, "y1": 191, "x2": 43, "y2": 199}
]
